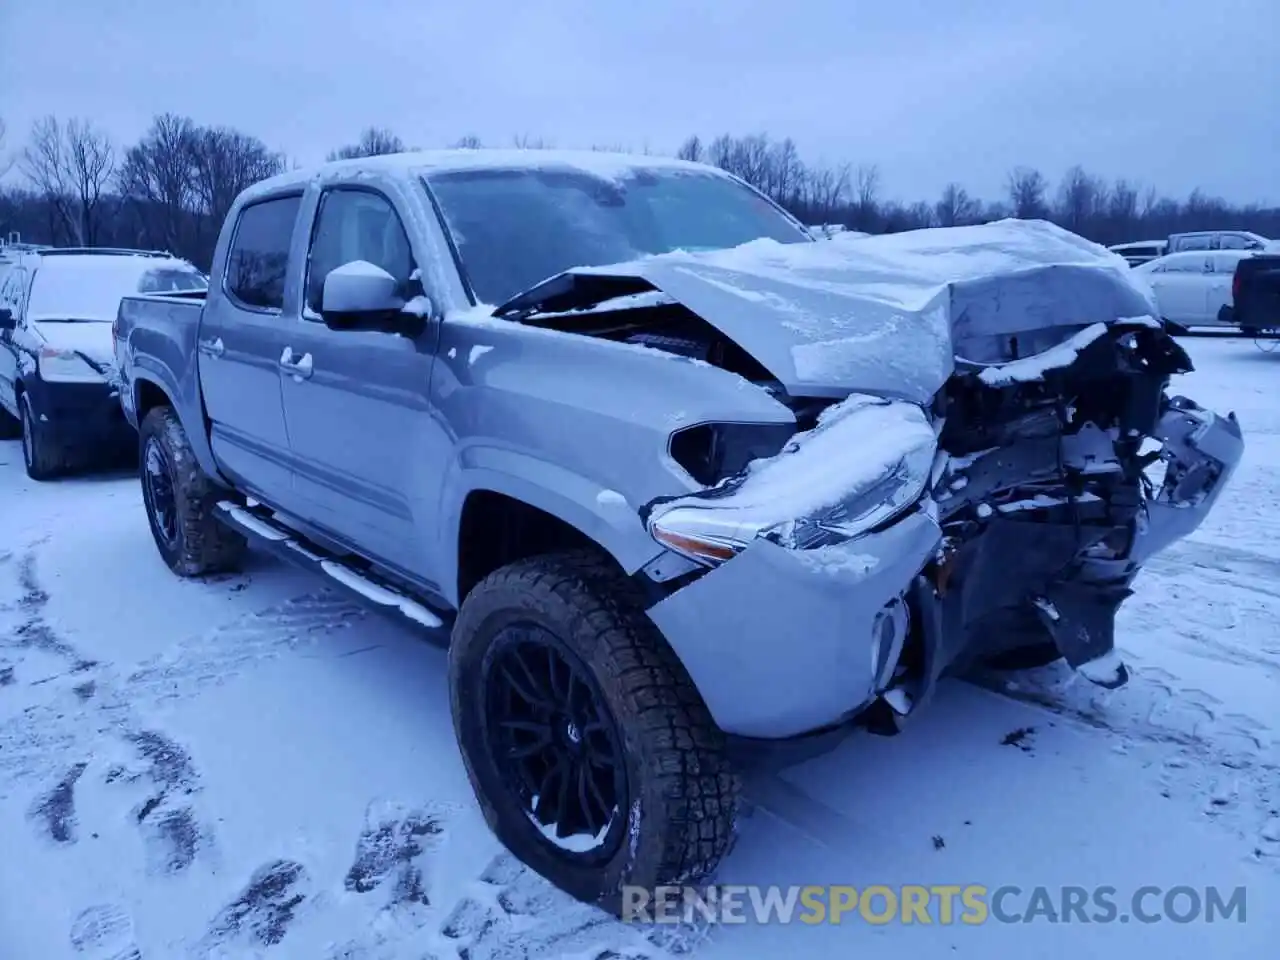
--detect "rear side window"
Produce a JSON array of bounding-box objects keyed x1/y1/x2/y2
[
  {"x1": 1164, "y1": 255, "x2": 1208, "y2": 273},
  {"x1": 0, "y1": 266, "x2": 27, "y2": 315},
  {"x1": 139, "y1": 267, "x2": 207, "y2": 293},
  {"x1": 1174, "y1": 235, "x2": 1213, "y2": 252},
  {"x1": 225, "y1": 195, "x2": 302, "y2": 310}
]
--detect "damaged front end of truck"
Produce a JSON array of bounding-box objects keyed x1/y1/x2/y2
[{"x1": 492, "y1": 221, "x2": 1244, "y2": 739}]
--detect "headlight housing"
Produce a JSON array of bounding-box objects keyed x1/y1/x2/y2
[
  {"x1": 647, "y1": 396, "x2": 937, "y2": 566},
  {"x1": 39, "y1": 348, "x2": 106, "y2": 384}
]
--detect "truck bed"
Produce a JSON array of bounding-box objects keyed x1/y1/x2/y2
[{"x1": 115, "y1": 291, "x2": 207, "y2": 432}]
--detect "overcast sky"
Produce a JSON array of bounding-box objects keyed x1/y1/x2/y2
[{"x1": 2, "y1": 0, "x2": 1276, "y2": 204}]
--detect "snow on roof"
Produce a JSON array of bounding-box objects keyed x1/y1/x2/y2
[
  {"x1": 240, "y1": 149, "x2": 730, "y2": 203},
  {"x1": 26, "y1": 254, "x2": 203, "y2": 322}
]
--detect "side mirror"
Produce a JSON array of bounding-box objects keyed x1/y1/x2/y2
[
  {"x1": 0, "y1": 307, "x2": 13, "y2": 332},
  {"x1": 320, "y1": 261, "x2": 429, "y2": 336}
]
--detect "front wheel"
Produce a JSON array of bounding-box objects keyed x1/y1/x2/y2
[
  {"x1": 449, "y1": 550, "x2": 740, "y2": 914},
  {"x1": 139, "y1": 406, "x2": 246, "y2": 576},
  {"x1": 20, "y1": 393, "x2": 72, "y2": 481}
]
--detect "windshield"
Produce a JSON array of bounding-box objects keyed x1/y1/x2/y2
[
  {"x1": 26, "y1": 256, "x2": 207, "y2": 322},
  {"x1": 425, "y1": 166, "x2": 810, "y2": 306}
]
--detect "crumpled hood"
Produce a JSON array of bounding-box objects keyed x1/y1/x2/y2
[
  {"x1": 35, "y1": 320, "x2": 117, "y2": 370},
  {"x1": 497, "y1": 219, "x2": 1159, "y2": 404}
]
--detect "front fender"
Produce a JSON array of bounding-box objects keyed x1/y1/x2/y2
[
  {"x1": 128, "y1": 367, "x2": 223, "y2": 484},
  {"x1": 436, "y1": 449, "x2": 666, "y2": 608}
]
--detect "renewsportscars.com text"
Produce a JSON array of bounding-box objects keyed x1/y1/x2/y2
[{"x1": 622, "y1": 884, "x2": 1248, "y2": 925}]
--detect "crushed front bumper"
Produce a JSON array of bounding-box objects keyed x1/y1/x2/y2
[{"x1": 646, "y1": 505, "x2": 941, "y2": 739}]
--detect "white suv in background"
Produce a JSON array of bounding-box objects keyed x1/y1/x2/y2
[{"x1": 1132, "y1": 250, "x2": 1256, "y2": 331}]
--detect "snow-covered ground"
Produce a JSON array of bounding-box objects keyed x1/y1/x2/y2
[{"x1": 1, "y1": 335, "x2": 1277, "y2": 959}]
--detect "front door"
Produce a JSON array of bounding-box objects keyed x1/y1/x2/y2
[
  {"x1": 279, "y1": 186, "x2": 442, "y2": 581},
  {"x1": 200, "y1": 194, "x2": 303, "y2": 506}
]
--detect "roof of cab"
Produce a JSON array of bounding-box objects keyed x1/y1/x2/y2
[{"x1": 238, "y1": 148, "x2": 726, "y2": 205}]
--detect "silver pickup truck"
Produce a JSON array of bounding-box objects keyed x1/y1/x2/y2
[{"x1": 113, "y1": 149, "x2": 1243, "y2": 912}]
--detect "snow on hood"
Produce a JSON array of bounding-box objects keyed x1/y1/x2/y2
[
  {"x1": 34, "y1": 320, "x2": 117, "y2": 368},
  {"x1": 498, "y1": 219, "x2": 1157, "y2": 404}
]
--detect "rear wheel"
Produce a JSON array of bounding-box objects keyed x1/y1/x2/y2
[
  {"x1": 139, "y1": 406, "x2": 246, "y2": 576},
  {"x1": 20, "y1": 393, "x2": 72, "y2": 481},
  {"x1": 449, "y1": 550, "x2": 739, "y2": 914}
]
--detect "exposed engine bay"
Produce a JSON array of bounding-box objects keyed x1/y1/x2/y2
[{"x1": 495, "y1": 257, "x2": 1243, "y2": 726}]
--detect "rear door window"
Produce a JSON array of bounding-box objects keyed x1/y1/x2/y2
[{"x1": 225, "y1": 195, "x2": 303, "y2": 311}]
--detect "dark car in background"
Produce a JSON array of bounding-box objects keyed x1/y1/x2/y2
[
  {"x1": 0, "y1": 248, "x2": 207, "y2": 479},
  {"x1": 1229, "y1": 253, "x2": 1280, "y2": 336}
]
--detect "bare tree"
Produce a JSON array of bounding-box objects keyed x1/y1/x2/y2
[
  {"x1": 1106, "y1": 178, "x2": 1139, "y2": 238},
  {"x1": 676, "y1": 135, "x2": 703, "y2": 162},
  {"x1": 20, "y1": 116, "x2": 115, "y2": 245},
  {"x1": 327, "y1": 127, "x2": 406, "y2": 160},
  {"x1": 452, "y1": 134, "x2": 483, "y2": 149},
  {"x1": 116, "y1": 113, "x2": 199, "y2": 251},
  {"x1": 1055, "y1": 165, "x2": 1105, "y2": 232},
  {"x1": 1006, "y1": 166, "x2": 1049, "y2": 219},
  {"x1": 847, "y1": 163, "x2": 881, "y2": 231},
  {"x1": 935, "y1": 182, "x2": 978, "y2": 227},
  {"x1": 511, "y1": 133, "x2": 552, "y2": 149},
  {"x1": 189, "y1": 126, "x2": 284, "y2": 241},
  {"x1": 802, "y1": 162, "x2": 851, "y2": 215}
]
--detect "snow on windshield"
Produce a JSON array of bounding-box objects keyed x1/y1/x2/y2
[
  {"x1": 425, "y1": 166, "x2": 810, "y2": 305},
  {"x1": 26, "y1": 256, "x2": 206, "y2": 322}
]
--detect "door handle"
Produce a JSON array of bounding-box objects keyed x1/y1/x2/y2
[
  {"x1": 199, "y1": 336, "x2": 225, "y2": 358},
  {"x1": 279, "y1": 346, "x2": 314, "y2": 380}
]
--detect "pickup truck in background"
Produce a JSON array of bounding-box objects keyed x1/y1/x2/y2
[
  {"x1": 113, "y1": 150, "x2": 1243, "y2": 912},
  {"x1": 1228, "y1": 254, "x2": 1280, "y2": 336}
]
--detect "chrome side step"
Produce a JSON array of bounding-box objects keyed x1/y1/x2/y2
[{"x1": 214, "y1": 501, "x2": 451, "y2": 636}]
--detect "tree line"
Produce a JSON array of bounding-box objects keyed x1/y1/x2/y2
[{"x1": 1, "y1": 115, "x2": 1276, "y2": 271}]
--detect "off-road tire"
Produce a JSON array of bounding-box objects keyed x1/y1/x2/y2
[
  {"x1": 449, "y1": 549, "x2": 740, "y2": 914},
  {"x1": 139, "y1": 405, "x2": 247, "y2": 577},
  {"x1": 21, "y1": 393, "x2": 73, "y2": 481},
  {"x1": 0, "y1": 402, "x2": 20, "y2": 440}
]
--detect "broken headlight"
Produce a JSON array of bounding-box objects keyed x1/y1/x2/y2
[{"x1": 648, "y1": 405, "x2": 937, "y2": 566}]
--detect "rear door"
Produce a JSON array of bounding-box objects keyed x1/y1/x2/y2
[
  {"x1": 279, "y1": 185, "x2": 443, "y2": 578},
  {"x1": 200, "y1": 193, "x2": 304, "y2": 506},
  {"x1": 1150, "y1": 254, "x2": 1212, "y2": 323}
]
